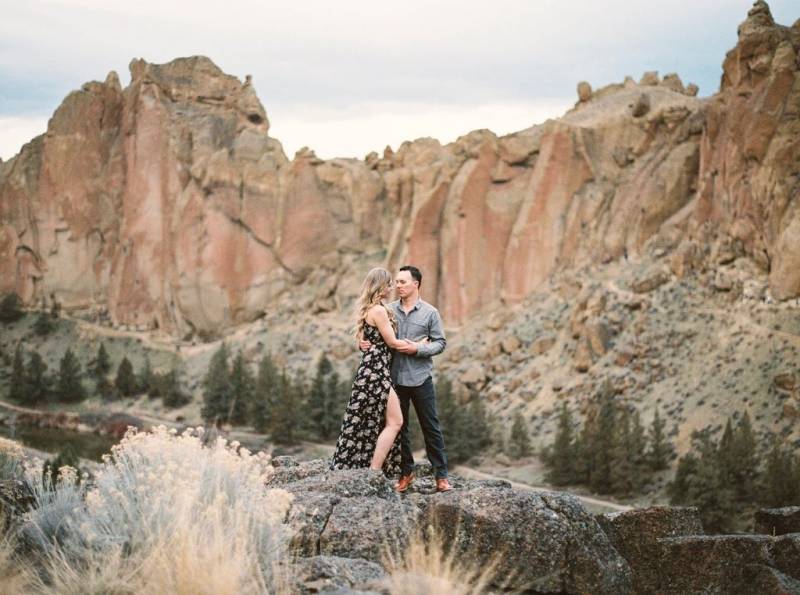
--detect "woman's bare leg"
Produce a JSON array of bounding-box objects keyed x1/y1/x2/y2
[{"x1": 370, "y1": 387, "x2": 403, "y2": 470}]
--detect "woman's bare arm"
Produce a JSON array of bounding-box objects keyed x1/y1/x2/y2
[{"x1": 368, "y1": 306, "x2": 408, "y2": 349}]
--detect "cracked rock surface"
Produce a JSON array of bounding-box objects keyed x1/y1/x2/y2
[{"x1": 270, "y1": 457, "x2": 633, "y2": 594}]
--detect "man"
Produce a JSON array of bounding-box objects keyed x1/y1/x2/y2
[{"x1": 360, "y1": 265, "x2": 452, "y2": 492}]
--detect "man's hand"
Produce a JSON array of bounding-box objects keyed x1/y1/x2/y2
[
  {"x1": 359, "y1": 339, "x2": 372, "y2": 352},
  {"x1": 395, "y1": 340, "x2": 419, "y2": 354}
]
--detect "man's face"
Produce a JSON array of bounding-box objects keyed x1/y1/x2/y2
[{"x1": 394, "y1": 270, "x2": 417, "y2": 298}]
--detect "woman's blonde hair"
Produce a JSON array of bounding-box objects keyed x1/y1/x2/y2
[{"x1": 353, "y1": 267, "x2": 397, "y2": 337}]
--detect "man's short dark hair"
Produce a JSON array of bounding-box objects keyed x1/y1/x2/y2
[{"x1": 399, "y1": 265, "x2": 422, "y2": 288}]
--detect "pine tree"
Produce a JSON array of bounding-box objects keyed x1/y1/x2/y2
[
  {"x1": 24, "y1": 351, "x2": 50, "y2": 406},
  {"x1": 717, "y1": 418, "x2": 736, "y2": 486},
  {"x1": 610, "y1": 406, "x2": 635, "y2": 496},
  {"x1": 731, "y1": 411, "x2": 758, "y2": 503},
  {"x1": 629, "y1": 409, "x2": 648, "y2": 493},
  {"x1": 162, "y1": 368, "x2": 191, "y2": 409},
  {"x1": 490, "y1": 417, "x2": 506, "y2": 456},
  {"x1": 586, "y1": 392, "x2": 616, "y2": 494},
  {"x1": 545, "y1": 401, "x2": 577, "y2": 485},
  {"x1": 669, "y1": 429, "x2": 736, "y2": 532},
  {"x1": 761, "y1": 436, "x2": 800, "y2": 508},
  {"x1": 508, "y1": 412, "x2": 532, "y2": 459},
  {"x1": 252, "y1": 353, "x2": 280, "y2": 433},
  {"x1": 228, "y1": 351, "x2": 254, "y2": 424},
  {"x1": 437, "y1": 376, "x2": 469, "y2": 463},
  {"x1": 463, "y1": 392, "x2": 492, "y2": 459},
  {"x1": 691, "y1": 431, "x2": 736, "y2": 533},
  {"x1": 91, "y1": 343, "x2": 112, "y2": 381},
  {"x1": 0, "y1": 293, "x2": 23, "y2": 323},
  {"x1": 138, "y1": 355, "x2": 154, "y2": 396},
  {"x1": 647, "y1": 408, "x2": 672, "y2": 471},
  {"x1": 49, "y1": 296, "x2": 61, "y2": 319},
  {"x1": 9, "y1": 344, "x2": 26, "y2": 403},
  {"x1": 270, "y1": 369, "x2": 304, "y2": 445},
  {"x1": 668, "y1": 451, "x2": 698, "y2": 504},
  {"x1": 201, "y1": 343, "x2": 232, "y2": 424},
  {"x1": 571, "y1": 431, "x2": 589, "y2": 483},
  {"x1": 114, "y1": 356, "x2": 138, "y2": 397},
  {"x1": 97, "y1": 375, "x2": 119, "y2": 401},
  {"x1": 56, "y1": 348, "x2": 85, "y2": 403},
  {"x1": 33, "y1": 311, "x2": 55, "y2": 336},
  {"x1": 308, "y1": 355, "x2": 335, "y2": 440},
  {"x1": 321, "y1": 370, "x2": 344, "y2": 440}
]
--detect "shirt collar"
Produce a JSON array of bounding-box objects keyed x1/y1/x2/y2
[{"x1": 399, "y1": 297, "x2": 421, "y2": 312}]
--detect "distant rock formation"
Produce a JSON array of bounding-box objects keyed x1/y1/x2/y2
[{"x1": 0, "y1": 1, "x2": 797, "y2": 339}]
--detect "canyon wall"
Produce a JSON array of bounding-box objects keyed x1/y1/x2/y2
[{"x1": 0, "y1": 1, "x2": 797, "y2": 338}]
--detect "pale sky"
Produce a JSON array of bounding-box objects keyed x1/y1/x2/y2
[{"x1": 0, "y1": 0, "x2": 796, "y2": 161}]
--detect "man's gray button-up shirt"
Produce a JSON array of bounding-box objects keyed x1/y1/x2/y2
[{"x1": 388, "y1": 298, "x2": 446, "y2": 387}]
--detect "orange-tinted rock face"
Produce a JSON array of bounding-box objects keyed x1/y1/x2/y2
[
  {"x1": 0, "y1": 3, "x2": 797, "y2": 337},
  {"x1": 695, "y1": 1, "x2": 800, "y2": 298}
]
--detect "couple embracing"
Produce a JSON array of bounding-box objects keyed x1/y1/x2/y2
[{"x1": 329, "y1": 265, "x2": 453, "y2": 493}]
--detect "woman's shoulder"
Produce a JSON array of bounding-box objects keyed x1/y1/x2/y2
[
  {"x1": 365, "y1": 303, "x2": 389, "y2": 323},
  {"x1": 367, "y1": 303, "x2": 390, "y2": 315}
]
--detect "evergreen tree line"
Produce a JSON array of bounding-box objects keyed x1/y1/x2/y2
[
  {"x1": 7, "y1": 342, "x2": 189, "y2": 409},
  {"x1": 200, "y1": 349, "x2": 507, "y2": 460},
  {"x1": 541, "y1": 392, "x2": 675, "y2": 497},
  {"x1": 0, "y1": 292, "x2": 61, "y2": 329},
  {"x1": 200, "y1": 346, "x2": 349, "y2": 445},
  {"x1": 668, "y1": 412, "x2": 799, "y2": 533},
  {"x1": 406, "y1": 377, "x2": 531, "y2": 465},
  {"x1": 433, "y1": 377, "x2": 495, "y2": 464}
]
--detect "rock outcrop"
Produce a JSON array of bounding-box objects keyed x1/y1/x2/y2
[
  {"x1": 1, "y1": 2, "x2": 797, "y2": 340},
  {"x1": 598, "y1": 505, "x2": 800, "y2": 594},
  {"x1": 271, "y1": 458, "x2": 633, "y2": 594},
  {"x1": 694, "y1": 0, "x2": 800, "y2": 300}
]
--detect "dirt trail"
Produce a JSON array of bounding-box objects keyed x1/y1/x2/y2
[{"x1": 452, "y1": 464, "x2": 633, "y2": 512}]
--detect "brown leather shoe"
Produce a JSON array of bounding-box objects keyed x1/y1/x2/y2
[
  {"x1": 394, "y1": 473, "x2": 415, "y2": 493},
  {"x1": 435, "y1": 478, "x2": 454, "y2": 492}
]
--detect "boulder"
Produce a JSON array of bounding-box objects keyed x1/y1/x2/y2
[
  {"x1": 774, "y1": 374, "x2": 797, "y2": 393},
  {"x1": 574, "y1": 336, "x2": 594, "y2": 373},
  {"x1": 630, "y1": 266, "x2": 670, "y2": 293},
  {"x1": 577, "y1": 81, "x2": 593, "y2": 102},
  {"x1": 460, "y1": 363, "x2": 486, "y2": 386},
  {"x1": 596, "y1": 506, "x2": 704, "y2": 593},
  {"x1": 639, "y1": 71, "x2": 660, "y2": 86},
  {"x1": 532, "y1": 334, "x2": 557, "y2": 355},
  {"x1": 655, "y1": 533, "x2": 800, "y2": 594},
  {"x1": 424, "y1": 486, "x2": 633, "y2": 594}
]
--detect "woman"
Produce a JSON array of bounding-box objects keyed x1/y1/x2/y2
[{"x1": 330, "y1": 267, "x2": 414, "y2": 476}]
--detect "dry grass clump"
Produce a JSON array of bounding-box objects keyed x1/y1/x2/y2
[
  {"x1": 0, "y1": 521, "x2": 36, "y2": 595},
  {"x1": 383, "y1": 523, "x2": 509, "y2": 595},
  {"x1": 14, "y1": 425, "x2": 293, "y2": 594}
]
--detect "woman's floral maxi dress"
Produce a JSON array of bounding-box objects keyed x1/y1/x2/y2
[{"x1": 330, "y1": 322, "x2": 402, "y2": 477}]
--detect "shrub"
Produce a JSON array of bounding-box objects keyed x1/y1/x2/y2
[
  {"x1": 0, "y1": 293, "x2": 23, "y2": 323},
  {"x1": 20, "y1": 426, "x2": 293, "y2": 593}
]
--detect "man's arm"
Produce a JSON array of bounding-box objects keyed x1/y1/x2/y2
[{"x1": 415, "y1": 310, "x2": 446, "y2": 358}]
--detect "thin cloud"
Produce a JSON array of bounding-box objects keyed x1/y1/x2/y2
[{"x1": 0, "y1": 1, "x2": 797, "y2": 160}]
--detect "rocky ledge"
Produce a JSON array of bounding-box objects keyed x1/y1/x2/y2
[
  {"x1": 270, "y1": 457, "x2": 800, "y2": 594},
  {"x1": 270, "y1": 457, "x2": 632, "y2": 593}
]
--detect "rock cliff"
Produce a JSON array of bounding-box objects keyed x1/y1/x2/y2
[{"x1": 1, "y1": 2, "x2": 797, "y2": 341}]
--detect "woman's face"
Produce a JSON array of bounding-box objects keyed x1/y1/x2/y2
[{"x1": 380, "y1": 279, "x2": 394, "y2": 299}]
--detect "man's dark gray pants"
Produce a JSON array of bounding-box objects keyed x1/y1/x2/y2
[{"x1": 395, "y1": 375, "x2": 448, "y2": 479}]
